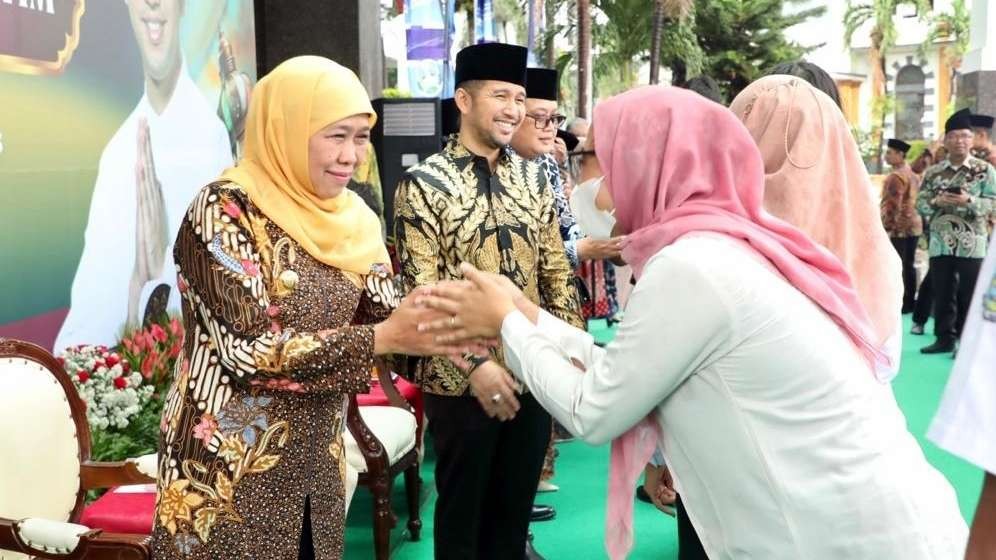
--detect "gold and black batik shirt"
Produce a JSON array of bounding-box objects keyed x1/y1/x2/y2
[{"x1": 394, "y1": 136, "x2": 583, "y2": 396}]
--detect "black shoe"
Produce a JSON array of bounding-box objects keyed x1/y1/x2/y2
[
  {"x1": 636, "y1": 485, "x2": 652, "y2": 504},
  {"x1": 530, "y1": 504, "x2": 556, "y2": 522},
  {"x1": 525, "y1": 537, "x2": 547, "y2": 560},
  {"x1": 910, "y1": 323, "x2": 925, "y2": 335},
  {"x1": 921, "y1": 339, "x2": 956, "y2": 354},
  {"x1": 553, "y1": 422, "x2": 575, "y2": 443}
]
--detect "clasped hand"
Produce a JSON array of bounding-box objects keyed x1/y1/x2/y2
[{"x1": 415, "y1": 263, "x2": 533, "y2": 345}]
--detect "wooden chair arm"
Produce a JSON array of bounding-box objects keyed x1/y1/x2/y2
[
  {"x1": 346, "y1": 395, "x2": 391, "y2": 479},
  {"x1": 373, "y1": 357, "x2": 413, "y2": 412},
  {"x1": 80, "y1": 459, "x2": 155, "y2": 491},
  {"x1": 0, "y1": 517, "x2": 150, "y2": 560}
]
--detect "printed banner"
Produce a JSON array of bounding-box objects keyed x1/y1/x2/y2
[
  {"x1": 474, "y1": 0, "x2": 495, "y2": 43},
  {"x1": 405, "y1": 0, "x2": 446, "y2": 97},
  {"x1": 0, "y1": 0, "x2": 257, "y2": 353}
]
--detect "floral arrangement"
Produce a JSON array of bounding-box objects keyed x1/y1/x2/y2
[
  {"x1": 61, "y1": 345, "x2": 154, "y2": 432},
  {"x1": 59, "y1": 317, "x2": 185, "y2": 475},
  {"x1": 119, "y1": 317, "x2": 184, "y2": 393}
]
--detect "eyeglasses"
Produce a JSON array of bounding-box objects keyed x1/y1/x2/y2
[{"x1": 526, "y1": 113, "x2": 567, "y2": 129}]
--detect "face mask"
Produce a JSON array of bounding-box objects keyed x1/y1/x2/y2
[{"x1": 570, "y1": 175, "x2": 616, "y2": 240}]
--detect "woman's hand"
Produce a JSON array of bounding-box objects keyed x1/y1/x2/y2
[
  {"x1": 416, "y1": 263, "x2": 530, "y2": 342},
  {"x1": 374, "y1": 286, "x2": 492, "y2": 357},
  {"x1": 577, "y1": 236, "x2": 626, "y2": 262}
]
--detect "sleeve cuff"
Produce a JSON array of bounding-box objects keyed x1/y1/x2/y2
[{"x1": 500, "y1": 310, "x2": 535, "y2": 379}]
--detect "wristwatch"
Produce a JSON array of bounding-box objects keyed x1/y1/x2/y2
[{"x1": 465, "y1": 354, "x2": 489, "y2": 374}]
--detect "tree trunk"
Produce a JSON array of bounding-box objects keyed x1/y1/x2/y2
[
  {"x1": 544, "y1": 0, "x2": 556, "y2": 68},
  {"x1": 577, "y1": 0, "x2": 592, "y2": 117},
  {"x1": 870, "y1": 27, "x2": 886, "y2": 173},
  {"x1": 649, "y1": 0, "x2": 665, "y2": 84}
]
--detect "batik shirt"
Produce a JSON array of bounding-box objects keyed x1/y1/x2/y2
[
  {"x1": 151, "y1": 182, "x2": 397, "y2": 559},
  {"x1": 881, "y1": 163, "x2": 923, "y2": 238},
  {"x1": 917, "y1": 156, "x2": 996, "y2": 258},
  {"x1": 394, "y1": 136, "x2": 583, "y2": 396},
  {"x1": 538, "y1": 153, "x2": 582, "y2": 269},
  {"x1": 971, "y1": 146, "x2": 996, "y2": 167}
]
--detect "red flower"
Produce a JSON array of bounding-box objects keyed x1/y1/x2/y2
[
  {"x1": 168, "y1": 341, "x2": 183, "y2": 359},
  {"x1": 121, "y1": 361, "x2": 131, "y2": 373},
  {"x1": 106, "y1": 354, "x2": 120, "y2": 368},
  {"x1": 169, "y1": 318, "x2": 183, "y2": 338},
  {"x1": 141, "y1": 351, "x2": 159, "y2": 379},
  {"x1": 77, "y1": 370, "x2": 90, "y2": 383},
  {"x1": 122, "y1": 338, "x2": 135, "y2": 353},
  {"x1": 150, "y1": 324, "x2": 168, "y2": 343},
  {"x1": 113, "y1": 376, "x2": 128, "y2": 390},
  {"x1": 93, "y1": 360, "x2": 105, "y2": 369}
]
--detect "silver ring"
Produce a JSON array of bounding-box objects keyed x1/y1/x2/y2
[{"x1": 491, "y1": 393, "x2": 502, "y2": 404}]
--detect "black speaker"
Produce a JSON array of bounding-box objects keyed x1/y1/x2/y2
[{"x1": 371, "y1": 98, "x2": 442, "y2": 239}]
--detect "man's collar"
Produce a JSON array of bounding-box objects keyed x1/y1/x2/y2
[
  {"x1": 445, "y1": 134, "x2": 513, "y2": 170},
  {"x1": 942, "y1": 155, "x2": 979, "y2": 170}
]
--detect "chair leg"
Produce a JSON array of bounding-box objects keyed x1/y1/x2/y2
[
  {"x1": 371, "y1": 474, "x2": 395, "y2": 560},
  {"x1": 404, "y1": 463, "x2": 423, "y2": 541}
]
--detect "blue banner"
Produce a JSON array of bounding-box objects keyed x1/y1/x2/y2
[
  {"x1": 474, "y1": 0, "x2": 495, "y2": 43},
  {"x1": 405, "y1": 0, "x2": 447, "y2": 97}
]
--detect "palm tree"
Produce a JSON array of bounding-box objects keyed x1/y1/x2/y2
[
  {"x1": 843, "y1": 0, "x2": 930, "y2": 170},
  {"x1": 922, "y1": 0, "x2": 969, "y2": 109},
  {"x1": 649, "y1": 0, "x2": 693, "y2": 84},
  {"x1": 577, "y1": 0, "x2": 592, "y2": 117}
]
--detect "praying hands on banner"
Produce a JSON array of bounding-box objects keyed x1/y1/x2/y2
[{"x1": 128, "y1": 118, "x2": 169, "y2": 327}]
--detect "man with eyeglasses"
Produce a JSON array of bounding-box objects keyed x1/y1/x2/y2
[
  {"x1": 512, "y1": 69, "x2": 625, "y2": 273},
  {"x1": 394, "y1": 43, "x2": 582, "y2": 560},
  {"x1": 917, "y1": 108, "x2": 996, "y2": 356}
]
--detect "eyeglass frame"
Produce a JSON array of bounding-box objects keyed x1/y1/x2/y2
[
  {"x1": 525, "y1": 113, "x2": 567, "y2": 130},
  {"x1": 567, "y1": 149, "x2": 596, "y2": 163}
]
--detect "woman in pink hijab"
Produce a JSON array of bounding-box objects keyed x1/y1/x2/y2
[
  {"x1": 730, "y1": 75, "x2": 905, "y2": 379},
  {"x1": 418, "y1": 86, "x2": 965, "y2": 559}
]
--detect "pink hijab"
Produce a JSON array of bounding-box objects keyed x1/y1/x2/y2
[
  {"x1": 594, "y1": 86, "x2": 888, "y2": 559},
  {"x1": 729, "y1": 75, "x2": 902, "y2": 349}
]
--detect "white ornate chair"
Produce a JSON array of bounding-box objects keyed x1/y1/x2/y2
[
  {"x1": 344, "y1": 358, "x2": 422, "y2": 560},
  {"x1": 0, "y1": 338, "x2": 156, "y2": 560}
]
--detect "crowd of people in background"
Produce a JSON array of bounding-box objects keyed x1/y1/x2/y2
[{"x1": 142, "y1": 37, "x2": 996, "y2": 560}]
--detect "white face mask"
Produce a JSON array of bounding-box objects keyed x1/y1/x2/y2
[{"x1": 570, "y1": 175, "x2": 616, "y2": 240}]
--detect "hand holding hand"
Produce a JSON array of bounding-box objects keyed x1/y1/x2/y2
[
  {"x1": 577, "y1": 236, "x2": 626, "y2": 262},
  {"x1": 416, "y1": 263, "x2": 527, "y2": 342},
  {"x1": 375, "y1": 286, "x2": 493, "y2": 357}
]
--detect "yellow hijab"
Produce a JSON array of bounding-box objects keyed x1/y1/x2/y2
[{"x1": 221, "y1": 56, "x2": 389, "y2": 285}]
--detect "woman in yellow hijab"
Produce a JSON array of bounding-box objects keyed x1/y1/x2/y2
[{"x1": 151, "y1": 56, "x2": 462, "y2": 560}]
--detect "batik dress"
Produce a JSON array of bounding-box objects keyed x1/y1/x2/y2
[{"x1": 151, "y1": 182, "x2": 397, "y2": 559}]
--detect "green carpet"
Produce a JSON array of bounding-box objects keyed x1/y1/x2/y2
[{"x1": 343, "y1": 316, "x2": 982, "y2": 558}]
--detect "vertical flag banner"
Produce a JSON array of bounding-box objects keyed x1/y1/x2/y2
[
  {"x1": 405, "y1": 0, "x2": 446, "y2": 97},
  {"x1": 474, "y1": 0, "x2": 495, "y2": 43}
]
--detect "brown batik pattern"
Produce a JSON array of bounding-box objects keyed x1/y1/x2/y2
[
  {"x1": 151, "y1": 182, "x2": 397, "y2": 559},
  {"x1": 393, "y1": 137, "x2": 584, "y2": 396}
]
